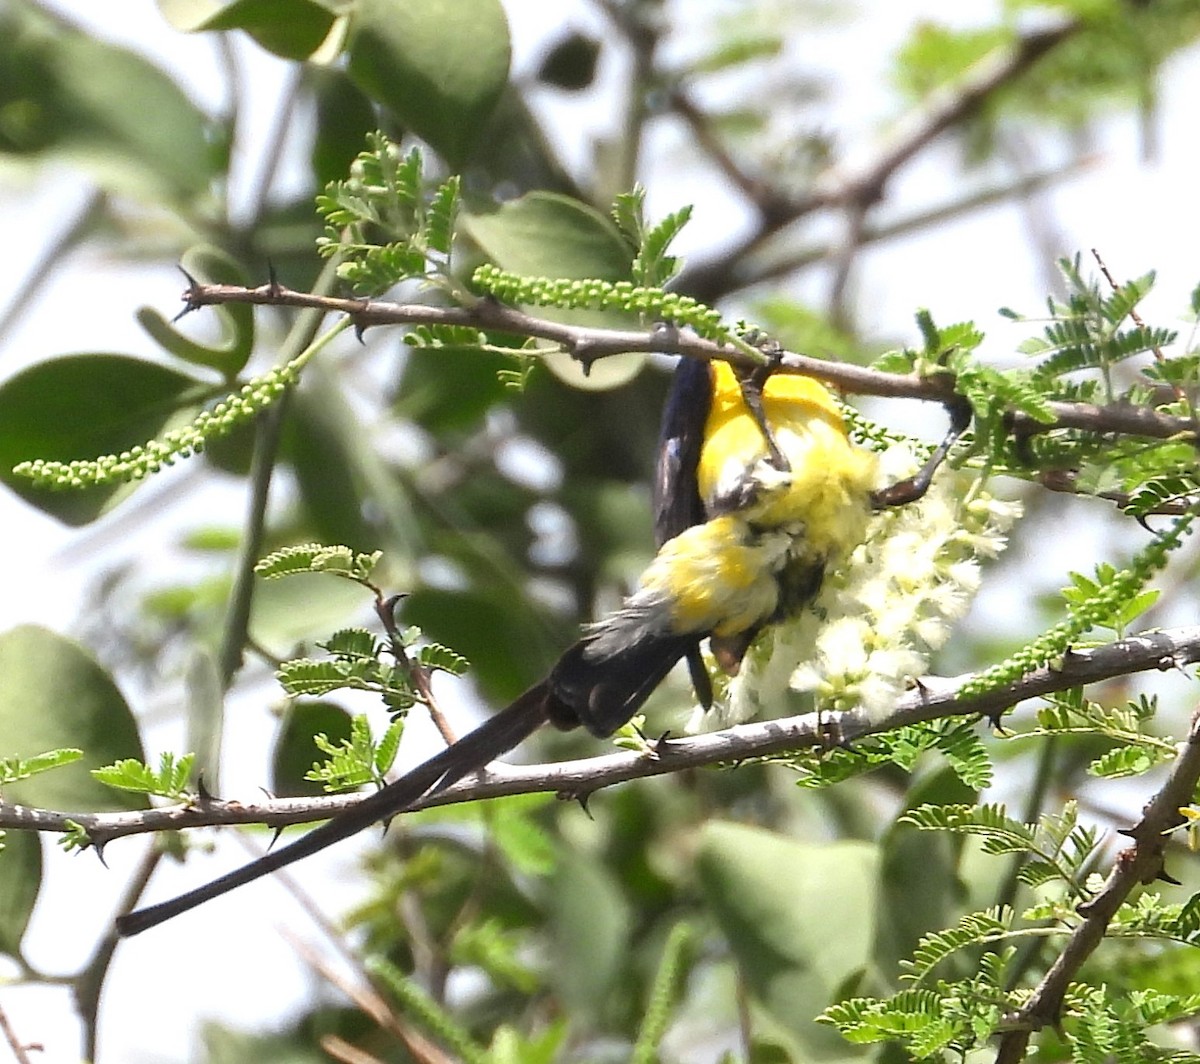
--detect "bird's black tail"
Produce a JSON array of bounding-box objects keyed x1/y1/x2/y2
[
  {"x1": 116, "y1": 685, "x2": 552, "y2": 937},
  {"x1": 116, "y1": 631, "x2": 692, "y2": 937},
  {"x1": 547, "y1": 632, "x2": 693, "y2": 736}
]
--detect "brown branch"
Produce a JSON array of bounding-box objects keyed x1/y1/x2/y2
[
  {"x1": 374, "y1": 595, "x2": 457, "y2": 746},
  {"x1": 182, "y1": 281, "x2": 1198, "y2": 444},
  {"x1": 74, "y1": 844, "x2": 163, "y2": 1061},
  {"x1": 4, "y1": 626, "x2": 1197, "y2": 846},
  {"x1": 745, "y1": 157, "x2": 1097, "y2": 288},
  {"x1": 994, "y1": 709, "x2": 1200, "y2": 1063},
  {"x1": 809, "y1": 17, "x2": 1080, "y2": 213},
  {"x1": 666, "y1": 86, "x2": 794, "y2": 222},
  {"x1": 677, "y1": 16, "x2": 1082, "y2": 301},
  {"x1": 288, "y1": 935, "x2": 455, "y2": 1064},
  {"x1": 0, "y1": 1003, "x2": 38, "y2": 1064}
]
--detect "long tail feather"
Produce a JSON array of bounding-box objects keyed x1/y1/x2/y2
[{"x1": 116, "y1": 686, "x2": 551, "y2": 936}]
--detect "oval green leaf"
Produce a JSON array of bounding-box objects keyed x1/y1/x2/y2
[
  {"x1": 0, "y1": 829, "x2": 42, "y2": 958},
  {"x1": 158, "y1": 0, "x2": 343, "y2": 61},
  {"x1": 697, "y1": 821, "x2": 878, "y2": 1059},
  {"x1": 136, "y1": 245, "x2": 255, "y2": 379},
  {"x1": 464, "y1": 191, "x2": 632, "y2": 281},
  {"x1": 0, "y1": 626, "x2": 146, "y2": 812},
  {"x1": 548, "y1": 847, "x2": 631, "y2": 1021},
  {"x1": 271, "y1": 699, "x2": 354, "y2": 798},
  {"x1": 463, "y1": 191, "x2": 642, "y2": 390},
  {"x1": 347, "y1": 0, "x2": 510, "y2": 168},
  {"x1": 0, "y1": 354, "x2": 204, "y2": 525},
  {"x1": 1, "y1": 5, "x2": 219, "y2": 202}
]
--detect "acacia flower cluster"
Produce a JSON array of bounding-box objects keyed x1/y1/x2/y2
[{"x1": 708, "y1": 445, "x2": 1023, "y2": 728}]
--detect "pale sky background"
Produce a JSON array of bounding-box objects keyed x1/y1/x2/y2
[{"x1": 2, "y1": 2, "x2": 1199, "y2": 1061}]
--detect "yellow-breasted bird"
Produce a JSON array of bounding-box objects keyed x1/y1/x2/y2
[{"x1": 116, "y1": 358, "x2": 880, "y2": 936}]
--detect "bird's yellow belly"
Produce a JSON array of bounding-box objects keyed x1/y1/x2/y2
[{"x1": 697, "y1": 402, "x2": 877, "y2": 561}]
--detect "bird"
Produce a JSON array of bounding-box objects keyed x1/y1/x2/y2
[{"x1": 116, "y1": 356, "x2": 880, "y2": 936}]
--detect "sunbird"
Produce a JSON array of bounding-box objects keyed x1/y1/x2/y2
[{"x1": 117, "y1": 357, "x2": 895, "y2": 936}]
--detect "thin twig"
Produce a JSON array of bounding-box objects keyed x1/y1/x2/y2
[
  {"x1": 1091, "y1": 247, "x2": 1188, "y2": 407},
  {"x1": 217, "y1": 256, "x2": 345, "y2": 686},
  {"x1": 994, "y1": 709, "x2": 1200, "y2": 1061},
  {"x1": 747, "y1": 157, "x2": 1095, "y2": 289},
  {"x1": 374, "y1": 595, "x2": 456, "y2": 747},
  {"x1": 0, "y1": 188, "x2": 107, "y2": 344},
  {"x1": 288, "y1": 934, "x2": 456, "y2": 1064},
  {"x1": 5, "y1": 626, "x2": 1197, "y2": 844},
  {"x1": 244, "y1": 65, "x2": 304, "y2": 231},
  {"x1": 320, "y1": 1036, "x2": 388, "y2": 1064},
  {"x1": 0, "y1": 1002, "x2": 37, "y2": 1064},
  {"x1": 75, "y1": 844, "x2": 163, "y2": 1061}
]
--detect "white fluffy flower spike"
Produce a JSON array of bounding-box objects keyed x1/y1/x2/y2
[{"x1": 705, "y1": 443, "x2": 1022, "y2": 730}]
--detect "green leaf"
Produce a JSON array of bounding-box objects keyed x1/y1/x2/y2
[
  {"x1": 271, "y1": 700, "x2": 354, "y2": 798},
  {"x1": 464, "y1": 191, "x2": 633, "y2": 283},
  {"x1": 311, "y1": 70, "x2": 378, "y2": 189},
  {"x1": 0, "y1": 626, "x2": 146, "y2": 811},
  {"x1": 321, "y1": 627, "x2": 382, "y2": 660},
  {"x1": 548, "y1": 847, "x2": 632, "y2": 1022},
  {"x1": 488, "y1": 796, "x2": 557, "y2": 877},
  {"x1": 393, "y1": 342, "x2": 517, "y2": 433},
  {"x1": 1089, "y1": 745, "x2": 1163, "y2": 779},
  {"x1": 92, "y1": 753, "x2": 195, "y2": 800},
  {"x1": 0, "y1": 354, "x2": 203, "y2": 525},
  {"x1": 284, "y1": 365, "x2": 421, "y2": 554},
  {"x1": 347, "y1": 0, "x2": 510, "y2": 168},
  {"x1": 135, "y1": 245, "x2": 255, "y2": 379},
  {"x1": 697, "y1": 821, "x2": 879, "y2": 1058},
  {"x1": 462, "y1": 191, "x2": 640, "y2": 390},
  {"x1": 158, "y1": 0, "x2": 342, "y2": 61},
  {"x1": 0, "y1": 829, "x2": 41, "y2": 958},
  {"x1": 877, "y1": 766, "x2": 977, "y2": 979},
  {"x1": 0, "y1": 5, "x2": 220, "y2": 202},
  {"x1": 373, "y1": 720, "x2": 404, "y2": 776},
  {"x1": 0, "y1": 749, "x2": 84, "y2": 785},
  {"x1": 304, "y1": 714, "x2": 394, "y2": 792},
  {"x1": 427, "y1": 175, "x2": 461, "y2": 257},
  {"x1": 415, "y1": 642, "x2": 469, "y2": 677}
]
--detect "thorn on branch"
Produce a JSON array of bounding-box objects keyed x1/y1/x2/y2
[
  {"x1": 561, "y1": 788, "x2": 593, "y2": 817},
  {"x1": 352, "y1": 297, "x2": 374, "y2": 343},
  {"x1": 570, "y1": 338, "x2": 602, "y2": 374},
  {"x1": 1155, "y1": 864, "x2": 1182, "y2": 886},
  {"x1": 650, "y1": 730, "x2": 675, "y2": 758},
  {"x1": 652, "y1": 320, "x2": 680, "y2": 348},
  {"x1": 175, "y1": 265, "x2": 203, "y2": 322}
]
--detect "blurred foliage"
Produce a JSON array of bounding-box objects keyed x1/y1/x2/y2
[{"x1": 2, "y1": 1, "x2": 1200, "y2": 1063}]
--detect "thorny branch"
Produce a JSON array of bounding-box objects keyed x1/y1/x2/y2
[
  {"x1": 3, "y1": 625, "x2": 1197, "y2": 846},
  {"x1": 180, "y1": 280, "x2": 1197, "y2": 446},
  {"x1": 993, "y1": 710, "x2": 1200, "y2": 1063}
]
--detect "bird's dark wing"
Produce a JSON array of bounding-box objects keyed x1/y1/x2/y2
[
  {"x1": 653, "y1": 358, "x2": 711, "y2": 547},
  {"x1": 652, "y1": 358, "x2": 714, "y2": 707}
]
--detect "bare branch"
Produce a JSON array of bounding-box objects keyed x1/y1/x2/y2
[
  {"x1": 182, "y1": 281, "x2": 1198, "y2": 444},
  {"x1": 995, "y1": 709, "x2": 1200, "y2": 1062},
  {"x1": 0, "y1": 1002, "x2": 38, "y2": 1064},
  {"x1": 4, "y1": 626, "x2": 1197, "y2": 846},
  {"x1": 677, "y1": 16, "x2": 1083, "y2": 301}
]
